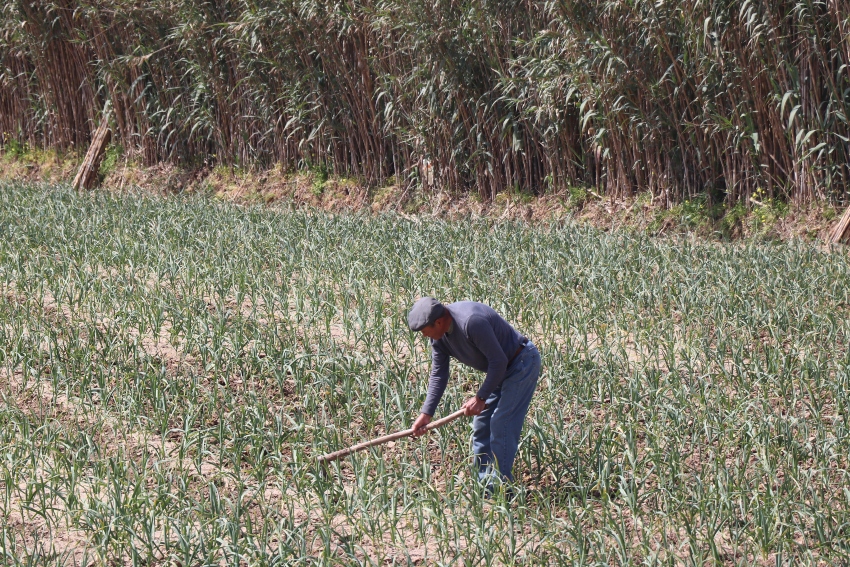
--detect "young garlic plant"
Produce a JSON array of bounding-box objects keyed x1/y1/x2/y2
[{"x1": 0, "y1": 181, "x2": 848, "y2": 565}]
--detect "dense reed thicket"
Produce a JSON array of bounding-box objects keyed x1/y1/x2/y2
[{"x1": 1, "y1": 0, "x2": 849, "y2": 204}]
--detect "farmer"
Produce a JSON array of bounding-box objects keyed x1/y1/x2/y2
[{"x1": 407, "y1": 297, "x2": 541, "y2": 488}]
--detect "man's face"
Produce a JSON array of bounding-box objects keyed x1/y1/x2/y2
[{"x1": 420, "y1": 314, "x2": 450, "y2": 341}]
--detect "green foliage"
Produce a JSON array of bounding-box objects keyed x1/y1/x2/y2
[
  {"x1": 721, "y1": 200, "x2": 748, "y2": 238},
  {"x1": 512, "y1": 185, "x2": 535, "y2": 205},
  {"x1": 1, "y1": 0, "x2": 850, "y2": 203},
  {"x1": 3, "y1": 181, "x2": 850, "y2": 563},
  {"x1": 567, "y1": 186, "x2": 589, "y2": 210},
  {"x1": 98, "y1": 143, "x2": 123, "y2": 177},
  {"x1": 678, "y1": 197, "x2": 710, "y2": 227},
  {"x1": 2, "y1": 135, "x2": 27, "y2": 159},
  {"x1": 310, "y1": 163, "x2": 329, "y2": 197},
  {"x1": 647, "y1": 196, "x2": 719, "y2": 234},
  {"x1": 823, "y1": 205, "x2": 837, "y2": 222},
  {"x1": 646, "y1": 209, "x2": 669, "y2": 235},
  {"x1": 750, "y1": 187, "x2": 791, "y2": 238}
]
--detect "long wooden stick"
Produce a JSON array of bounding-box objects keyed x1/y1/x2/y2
[
  {"x1": 317, "y1": 408, "x2": 467, "y2": 463},
  {"x1": 73, "y1": 103, "x2": 112, "y2": 191},
  {"x1": 829, "y1": 204, "x2": 850, "y2": 244}
]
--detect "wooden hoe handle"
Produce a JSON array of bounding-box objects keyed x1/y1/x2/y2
[{"x1": 317, "y1": 408, "x2": 468, "y2": 464}]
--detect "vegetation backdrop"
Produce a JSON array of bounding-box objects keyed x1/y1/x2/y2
[{"x1": 1, "y1": 0, "x2": 849, "y2": 205}]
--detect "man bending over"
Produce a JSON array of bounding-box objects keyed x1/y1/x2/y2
[{"x1": 407, "y1": 297, "x2": 541, "y2": 489}]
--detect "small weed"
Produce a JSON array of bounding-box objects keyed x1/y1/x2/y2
[
  {"x1": 721, "y1": 200, "x2": 747, "y2": 237},
  {"x1": 823, "y1": 205, "x2": 837, "y2": 222},
  {"x1": 2, "y1": 136, "x2": 27, "y2": 159},
  {"x1": 750, "y1": 187, "x2": 790, "y2": 237},
  {"x1": 635, "y1": 191, "x2": 653, "y2": 208},
  {"x1": 567, "y1": 186, "x2": 589, "y2": 210},
  {"x1": 646, "y1": 197, "x2": 721, "y2": 235},
  {"x1": 511, "y1": 185, "x2": 535, "y2": 204},
  {"x1": 647, "y1": 209, "x2": 666, "y2": 234},
  {"x1": 99, "y1": 143, "x2": 124, "y2": 177},
  {"x1": 211, "y1": 163, "x2": 230, "y2": 177},
  {"x1": 310, "y1": 163, "x2": 329, "y2": 196}
]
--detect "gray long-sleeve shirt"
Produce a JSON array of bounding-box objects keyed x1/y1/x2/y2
[{"x1": 421, "y1": 301, "x2": 527, "y2": 416}]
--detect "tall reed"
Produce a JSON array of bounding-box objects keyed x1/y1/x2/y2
[{"x1": 1, "y1": 0, "x2": 848, "y2": 204}]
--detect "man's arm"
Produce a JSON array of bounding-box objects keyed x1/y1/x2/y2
[
  {"x1": 420, "y1": 343, "x2": 450, "y2": 416},
  {"x1": 413, "y1": 344, "x2": 450, "y2": 436}
]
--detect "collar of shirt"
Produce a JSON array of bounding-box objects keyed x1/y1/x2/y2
[{"x1": 446, "y1": 320, "x2": 455, "y2": 335}]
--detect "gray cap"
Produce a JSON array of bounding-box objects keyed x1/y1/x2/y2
[{"x1": 407, "y1": 297, "x2": 445, "y2": 331}]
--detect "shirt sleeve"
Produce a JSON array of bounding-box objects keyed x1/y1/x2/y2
[
  {"x1": 468, "y1": 315, "x2": 509, "y2": 400},
  {"x1": 420, "y1": 341, "x2": 450, "y2": 416}
]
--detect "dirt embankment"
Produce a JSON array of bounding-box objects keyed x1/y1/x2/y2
[{"x1": 0, "y1": 151, "x2": 843, "y2": 243}]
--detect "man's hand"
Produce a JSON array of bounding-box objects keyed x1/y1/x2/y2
[
  {"x1": 412, "y1": 413, "x2": 432, "y2": 437},
  {"x1": 462, "y1": 396, "x2": 486, "y2": 416}
]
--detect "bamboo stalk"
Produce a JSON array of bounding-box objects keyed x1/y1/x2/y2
[
  {"x1": 72, "y1": 103, "x2": 112, "y2": 190},
  {"x1": 317, "y1": 408, "x2": 467, "y2": 464},
  {"x1": 829, "y1": 204, "x2": 850, "y2": 244}
]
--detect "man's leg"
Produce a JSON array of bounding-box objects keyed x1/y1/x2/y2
[
  {"x1": 471, "y1": 388, "x2": 501, "y2": 483},
  {"x1": 488, "y1": 342, "x2": 541, "y2": 483}
]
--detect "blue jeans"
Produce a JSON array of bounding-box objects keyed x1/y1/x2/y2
[{"x1": 471, "y1": 341, "x2": 541, "y2": 485}]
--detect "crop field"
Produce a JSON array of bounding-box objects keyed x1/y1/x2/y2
[{"x1": 1, "y1": 181, "x2": 850, "y2": 565}]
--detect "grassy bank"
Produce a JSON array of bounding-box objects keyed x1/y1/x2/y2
[{"x1": 0, "y1": 148, "x2": 842, "y2": 243}]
